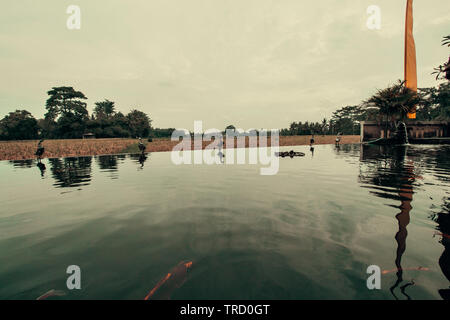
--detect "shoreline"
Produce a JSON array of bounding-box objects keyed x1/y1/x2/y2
[{"x1": 0, "y1": 135, "x2": 361, "y2": 161}]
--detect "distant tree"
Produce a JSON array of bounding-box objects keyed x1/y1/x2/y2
[
  {"x1": 331, "y1": 106, "x2": 363, "y2": 135},
  {"x1": 45, "y1": 87, "x2": 88, "y2": 120},
  {"x1": 37, "y1": 118, "x2": 57, "y2": 139},
  {"x1": 434, "y1": 82, "x2": 450, "y2": 119},
  {"x1": 126, "y1": 109, "x2": 151, "y2": 137},
  {"x1": 45, "y1": 87, "x2": 89, "y2": 138},
  {"x1": 151, "y1": 128, "x2": 176, "y2": 138},
  {"x1": 0, "y1": 110, "x2": 39, "y2": 140},
  {"x1": 93, "y1": 100, "x2": 116, "y2": 119},
  {"x1": 418, "y1": 83, "x2": 450, "y2": 120},
  {"x1": 417, "y1": 87, "x2": 438, "y2": 120}
]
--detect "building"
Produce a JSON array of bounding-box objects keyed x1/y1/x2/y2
[
  {"x1": 360, "y1": 121, "x2": 450, "y2": 142},
  {"x1": 82, "y1": 133, "x2": 95, "y2": 139}
]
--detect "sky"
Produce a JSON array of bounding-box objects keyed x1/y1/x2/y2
[{"x1": 1, "y1": 0, "x2": 449, "y2": 131}]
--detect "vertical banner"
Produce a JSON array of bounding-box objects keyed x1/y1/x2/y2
[{"x1": 405, "y1": 0, "x2": 417, "y2": 119}]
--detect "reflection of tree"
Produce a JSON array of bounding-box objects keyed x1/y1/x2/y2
[
  {"x1": 97, "y1": 155, "x2": 118, "y2": 171},
  {"x1": 359, "y1": 145, "x2": 417, "y2": 299},
  {"x1": 430, "y1": 198, "x2": 450, "y2": 300},
  {"x1": 9, "y1": 159, "x2": 34, "y2": 168},
  {"x1": 48, "y1": 156, "x2": 92, "y2": 188},
  {"x1": 9, "y1": 159, "x2": 46, "y2": 177},
  {"x1": 96, "y1": 155, "x2": 121, "y2": 179}
]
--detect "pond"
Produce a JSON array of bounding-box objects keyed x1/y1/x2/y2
[{"x1": 0, "y1": 144, "x2": 449, "y2": 300}]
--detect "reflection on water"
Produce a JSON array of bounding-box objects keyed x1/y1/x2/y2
[
  {"x1": 9, "y1": 153, "x2": 150, "y2": 188},
  {"x1": 96, "y1": 154, "x2": 127, "y2": 179},
  {"x1": 360, "y1": 145, "x2": 416, "y2": 299},
  {"x1": 9, "y1": 159, "x2": 35, "y2": 168},
  {"x1": 430, "y1": 198, "x2": 450, "y2": 300},
  {"x1": 49, "y1": 157, "x2": 93, "y2": 188},
  {"x1": 129, "y1": 153, "x2": 150, "y2": 169},
  {"x1": 1, "y1": 146, "x2": 450, "y2": 299},
  {"x1": 360, "y1": 144, "x2": 450, "y2": 300}
]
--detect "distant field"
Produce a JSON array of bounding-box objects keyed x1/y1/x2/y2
[
  {"x1": 0, "y1": 138, "x2": 136, "y2": 161},
  {"x1": 0, "y1": 135, "x2": 360, "y2": 160}
]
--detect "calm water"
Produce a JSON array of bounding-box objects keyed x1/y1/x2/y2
[{"x1": 0, "y1": 144, "x2": 449, "y2": 300}]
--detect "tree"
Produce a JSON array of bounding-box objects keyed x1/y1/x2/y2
[
  {"x1": 331, "y1": 106, "x2": 364, "y2": 135},
  {"x1": 432, "y1": 35, "x2": 450, "y2": 81},
  {"x1": 93, "y1": 100, "x2": 116, "y2": 119},
  {"x1": 126, "y1": 109, "x2": 151, "y2": 137},
  {"x1": 45, "y1": 87, "x2": 88, "y2": 120},
  {"x1": 363, "y1": 80, "x2": 421, "y2": 138},
  {"x1": 45, "y1": 87, "x2": 89, "y2": 138},
  {"x1": 0, "y1": 110, "x2": 39, "y2": 140},
  {"x1": 418, "y1": 83, "x2": 450, "y2": 120}
]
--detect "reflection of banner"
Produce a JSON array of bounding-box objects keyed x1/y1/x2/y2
[{"x1": 405, "y1": 0, "x2": 417, "y2": 119}]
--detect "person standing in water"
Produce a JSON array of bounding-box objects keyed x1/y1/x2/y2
[
  {"x1": 310, "y1": 134, "x2": 315, "y2": 147},
  {"x1": 35, "y1": 139, "x2": 45, "y2": 162}
]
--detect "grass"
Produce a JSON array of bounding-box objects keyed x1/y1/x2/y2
[{"x1": 0, "y1": 138, "x2": 137, "y2": 161}]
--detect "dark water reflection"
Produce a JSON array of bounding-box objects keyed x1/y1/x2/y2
[
  {"x1": 359, "y1": 144, "x2": 450, "y2": 300},
  {"x1": 1, "y1": 146, "x2": 449, "y2": 299}
]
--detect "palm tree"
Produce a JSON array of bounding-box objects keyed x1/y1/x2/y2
[
  {"x1": 363, "y1": 80, "x2": 421, "y2": 138},
  {"x1": 432, "y1": 35, "x2": 450, "y2": 81}
]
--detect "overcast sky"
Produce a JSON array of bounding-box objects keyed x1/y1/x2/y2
[{"x1": 1, "y1": 0, "x2": 449, "y2": 130}]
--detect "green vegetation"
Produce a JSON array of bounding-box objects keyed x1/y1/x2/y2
[
  {"x1": 0, "y1": 86, "x2": 156, "y2": 141},
  {"x1": 432, "y1": 35, "x2": 450, "y2": 81},
  {"x1": 1, "y1": 37, "x2": 448, "y2": 141}
]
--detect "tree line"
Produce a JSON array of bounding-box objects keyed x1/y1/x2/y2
[
  {"x1": 0, "y1": 86, "x2": 174, "y2": 140},
  {"x1": 1, "y1": 36, "x2": 448, "y2": 140},
  {"x1": 280, "y1": 81, "x2": 449, "y2": 137},
  {"x1": 281, "y1": 35, "x2": 450, "y2": 137}
]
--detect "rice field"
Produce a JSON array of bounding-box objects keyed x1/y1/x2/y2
[
  {"x1": 0, "y1": 138, "x2": 137, "y2": 161},
  {"x1": 0, "y1": 135, "x2": 361, "y2": 161}
]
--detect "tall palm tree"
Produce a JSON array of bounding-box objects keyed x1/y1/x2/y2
[{"x1": 363, "y1": 80, "x2": 421, "y2": 138}]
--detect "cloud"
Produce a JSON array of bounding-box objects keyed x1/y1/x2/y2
[{"x1": 1, "y1": 0, "x2": 449, "y2": 129}]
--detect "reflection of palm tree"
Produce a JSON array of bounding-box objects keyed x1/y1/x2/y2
[
  {"x1": 359, "y1": 145, "x2": 416, "y2": 299},
  {"x1": 389, "y1": 147, "x2": 415, "y2": 299},
  {"x1": 431, "y1": 198, "x2": 450, "y2": 300}
]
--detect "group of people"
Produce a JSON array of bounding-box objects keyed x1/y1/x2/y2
[
  {"x1": 308, "y1": 133, "x2": 342, "y2": 147},
  {"x1": 34, "y1": 133, "x2": 345, "y2": 164}
]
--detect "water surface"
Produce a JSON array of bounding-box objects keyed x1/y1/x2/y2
[{"x1": 0, "y1": 144, "x2": 449, "y2": 300}]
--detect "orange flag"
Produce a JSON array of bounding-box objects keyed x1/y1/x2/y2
[{"x1": 405, "y1": 0, "x2": 417, "y2": 119}]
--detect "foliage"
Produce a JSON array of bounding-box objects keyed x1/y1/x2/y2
[
  {"x1": 126, "y1": 109, "x2": 152, "y2": 138},
  {"x1": 0, "y1": 110, "x2": 39, "y2": 140},
  {"x1": 432, "y1": 35, "x2": 450, "y2": 81},
  {"x1": 417, "y1": 82, "x2": 450, "y2": 120}
]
